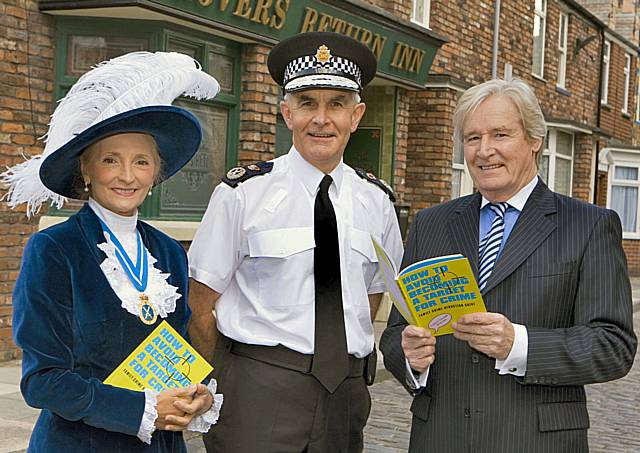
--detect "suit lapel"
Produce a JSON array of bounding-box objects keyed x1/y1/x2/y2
[
  {"x1": 482, "y1": 181, "x2": 557, "y2": 294},
  {"x1": 447, "y1": 193, "x2": 482, "y2": 278}
]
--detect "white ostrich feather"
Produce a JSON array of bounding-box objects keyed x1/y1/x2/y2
[{"x1": 1, "y1": 51, "x2": 220, "y2": 217}]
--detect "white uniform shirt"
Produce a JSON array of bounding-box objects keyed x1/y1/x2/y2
[{"x1": 189, "y1": 147, "x2": 404, "y2": 357}]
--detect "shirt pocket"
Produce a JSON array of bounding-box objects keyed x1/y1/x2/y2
[
  {"x1": 248, "y1": 227, "x2": 315, "y2": 307},
  {"x1": 349, "y1": 228, "x2": 380, "y2": 298}
]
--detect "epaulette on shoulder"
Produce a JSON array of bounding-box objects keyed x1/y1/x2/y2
[
  {"x1": 222, "y1": 162, "x2": 273, "y2": 188},
  {"x1": 355, "y1": 168, "x2": 396, "y2": 202}
]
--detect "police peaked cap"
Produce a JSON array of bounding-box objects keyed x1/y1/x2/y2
[{"x1": 268, "y1": 32, "x2": 377, "y2": 93}]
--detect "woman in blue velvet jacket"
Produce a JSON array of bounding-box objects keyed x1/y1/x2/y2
[{"x1": 3, "y1": 52, "x2": 222, "y2": 452}]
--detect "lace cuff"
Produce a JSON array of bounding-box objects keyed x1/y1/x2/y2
[
  {"x1": 188, "y1": 379, "x2": 224, "y2": 433},
  {"x1": 137, "y1": 389, "x2": 159, "y2": 444}
]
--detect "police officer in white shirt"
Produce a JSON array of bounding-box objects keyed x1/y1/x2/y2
[{"x1": 188, "y1": 32, "x2": 404, "y2": 453}]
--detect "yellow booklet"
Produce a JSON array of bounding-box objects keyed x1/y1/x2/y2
[
  {"x1": 104, "y1": 320, "x2": 213, "y2": 392},
  {"x1": 373, "y1": 239, "x2": 486, "y2": 336}
]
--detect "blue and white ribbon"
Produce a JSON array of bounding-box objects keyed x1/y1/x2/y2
[{"x1": 97, "y1": 217, "x2": 148, "y2": 292}]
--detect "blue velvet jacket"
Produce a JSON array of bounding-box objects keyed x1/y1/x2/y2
[{"x1": 13, "y1": 205, "x2": 190, "y2": 452}]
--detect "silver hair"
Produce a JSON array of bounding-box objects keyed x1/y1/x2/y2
[{"x1": 452, "y1": 78, "x2": 547, "y2": 163}]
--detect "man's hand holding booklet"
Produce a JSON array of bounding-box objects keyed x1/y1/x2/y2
[{"x1": 372, "y1": 238, "x2": 486, "y2": 336}]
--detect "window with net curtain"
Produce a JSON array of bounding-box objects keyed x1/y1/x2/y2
[
  {"x1": 532, "y1": 0, "x2": 547, "y2": 78},
  {"x1": 539, "y1": 129, "x2": 573, "y2": 196},
  {"x1": 611, "y1": 166, "x2": 639, "y2": 233},
  {"x1": 452, "y1": 142, "x2": 465, "y2": 199},
  {"x1": 411, "y1": 0, "x2": 430, "y2": 27}
]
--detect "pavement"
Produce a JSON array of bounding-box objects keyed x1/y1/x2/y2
[{"x1": 1, "y1": 280, "x2": 640, "y2": 453}]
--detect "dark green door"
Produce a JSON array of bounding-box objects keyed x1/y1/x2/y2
[{"x1": 344, "y1": 127, "x2": 382, "y2": 174}]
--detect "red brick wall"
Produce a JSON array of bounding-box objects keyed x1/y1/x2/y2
[
  {"x1": 428, "y1": 1, "x2": 602, "y2": 124},
  {"x1": 600, "y1": 40, "x2": 637, "y2": 142},
  {"x1": 535, "y1": 4, "x2": 601, "y2": 127},
  {"x1": 405, "y1": 87, "x2": 457, "y2": 217},
  {"x1": 428, "y1": 0, "x2": 494, "y2": 84},
  {"x1": 394, "y1": 88, "x2": 410, "y2": 201},
  {"x1": 363, "y1": 0, "x2": 411, "y2": 21},
  {"x1": 623, "y1": 239, "x2": 640, "y2": 276},
  {"x1": 0, "y1": 0, "x2": 55, "y2": 360},
  {"x1": 238, "y1": 44, "x2": 278, "y2": 165},
  {"x1": 572, "y1": 134, "x2": 595, "y2": 202}
]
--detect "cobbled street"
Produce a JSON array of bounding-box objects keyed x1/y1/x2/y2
[{"x1": 2, "y1": 312, "x2": 638, "y2": 453}]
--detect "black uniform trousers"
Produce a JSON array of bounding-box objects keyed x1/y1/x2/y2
[{"x1": 203, "y1": 335, "x2": 371, "y2": 453}]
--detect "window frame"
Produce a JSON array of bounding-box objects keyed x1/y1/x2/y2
[
  {"x1": 451, "y1": 144, "x2": 473, "y2": 199},
  {"x1": 50, "y1": 17, "x2": 241, "y2": 221},
  {"x1": 607, "y1": 155, "x2": 640, "y2": 239},
  {"x1": 539, "y1": 128, "x2": 574, "y2": 196},
  {"x1": 601, "y1": 40, "x2": 611, "y2": 105},
  {"x1": 557, "y1": 12, "x2": 568, "y2": 88},
  {"x1": 532, "y1": 0, "x2": 547, "y2": 79},
  {"x1": 623, "y1": 53, "x2": 631, "y2": 114},
  {"x1": 451, "y1": 160, "x2": 473, "y2": 200},
  {"x1": 411, "y1": 0, "x2": 431, "y2": 28}
]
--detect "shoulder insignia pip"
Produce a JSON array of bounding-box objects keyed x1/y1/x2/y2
[
  {"x1": 355, "y1": 168, "x2": 396, "y2": 202},
  {"x1": 222, "y1": 161, "x2": 274, "y2": 188}
]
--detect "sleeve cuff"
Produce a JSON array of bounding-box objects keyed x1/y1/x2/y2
[
  {"x1": 367, "y1": 283, "x2": 387, "y2": 295},
  {"x1": 137, "y1": 389, "x2": 159, "y2": 444},
  {"x1": 188, "y1": 379, "x2": 224, "y2": 433},
  {"x1": 188, "y1": 266, "x2": 226, "y2": 294},
  {"x1": 495, "y1": 323, "x2": 528, "y2": 376},
  {"x1": 405, "y1": 358, "x2": 430, "y2": 388}
]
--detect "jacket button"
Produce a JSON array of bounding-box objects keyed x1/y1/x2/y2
[
  {"x1": 471, "y1": 354, "x2": 480, "y2": 363},
  {"x1": 464, "y1": 408, "x2": 471, "y2": 418}
]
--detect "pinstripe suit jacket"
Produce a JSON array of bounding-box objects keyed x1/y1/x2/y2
[{"x1": 379, "y1": 181, "x2": 637, "y2": 453}]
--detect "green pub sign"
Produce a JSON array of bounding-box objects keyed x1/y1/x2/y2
[{"x1": 155, "y1": 0, "x2": 443, "y2": 87}]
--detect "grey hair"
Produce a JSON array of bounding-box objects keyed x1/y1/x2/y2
[
  {"x1": 452, "y1": 78, "x2": 547, "y2": 163},
  {"x1": 283, "y1": 91, "x2": 362, "y2": 104}
]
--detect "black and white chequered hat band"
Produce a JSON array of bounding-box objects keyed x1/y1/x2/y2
[
  {"x1": 285, "y1": 74, "x2": 359, "y2": 92},
  {"x1": 284, "y1": 54, "x2": 362, "y2": 88}
]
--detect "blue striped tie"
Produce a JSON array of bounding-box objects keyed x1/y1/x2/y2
[{"x1": 478, "y1": 202, "x2": 509, "y2": 291}]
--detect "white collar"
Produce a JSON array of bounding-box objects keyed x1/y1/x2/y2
[
  {"x1": 481, "y1": 176, "x2": 538, "y2": 211},
  {"x1": 288, "y1": 146, "x2": 344, "y2": 197},
  {"x1": 88, "y1": 198, "x2": 138, "y2": 236}
]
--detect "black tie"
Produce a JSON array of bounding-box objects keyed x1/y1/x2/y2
[{"x1": 311, "y1": 175, "x2": 349, "y2": 393}]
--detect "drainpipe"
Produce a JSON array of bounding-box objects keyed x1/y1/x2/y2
[
  {"x1": 594, "y1": 27, "x2": 605, "y2": 205},
  {"x1": 492, "y1": 0, "x2": 501, "y2": 79}
]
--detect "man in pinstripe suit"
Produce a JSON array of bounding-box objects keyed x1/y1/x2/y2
[{"x1": 379, "y1": 78, "x2": 637, "y2": 453}]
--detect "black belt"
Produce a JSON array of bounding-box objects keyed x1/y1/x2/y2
[{"x1": 229, "y1": 339, "x2": 366, "y2": 378}]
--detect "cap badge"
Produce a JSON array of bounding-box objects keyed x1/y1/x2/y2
[{"x1": 315, "y1": 45, "x2": 332, "y2": 64}]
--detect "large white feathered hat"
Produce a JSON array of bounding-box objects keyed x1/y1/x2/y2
[{"x1": 1, "y1": 51, "x2": 220, "y2": 217}]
